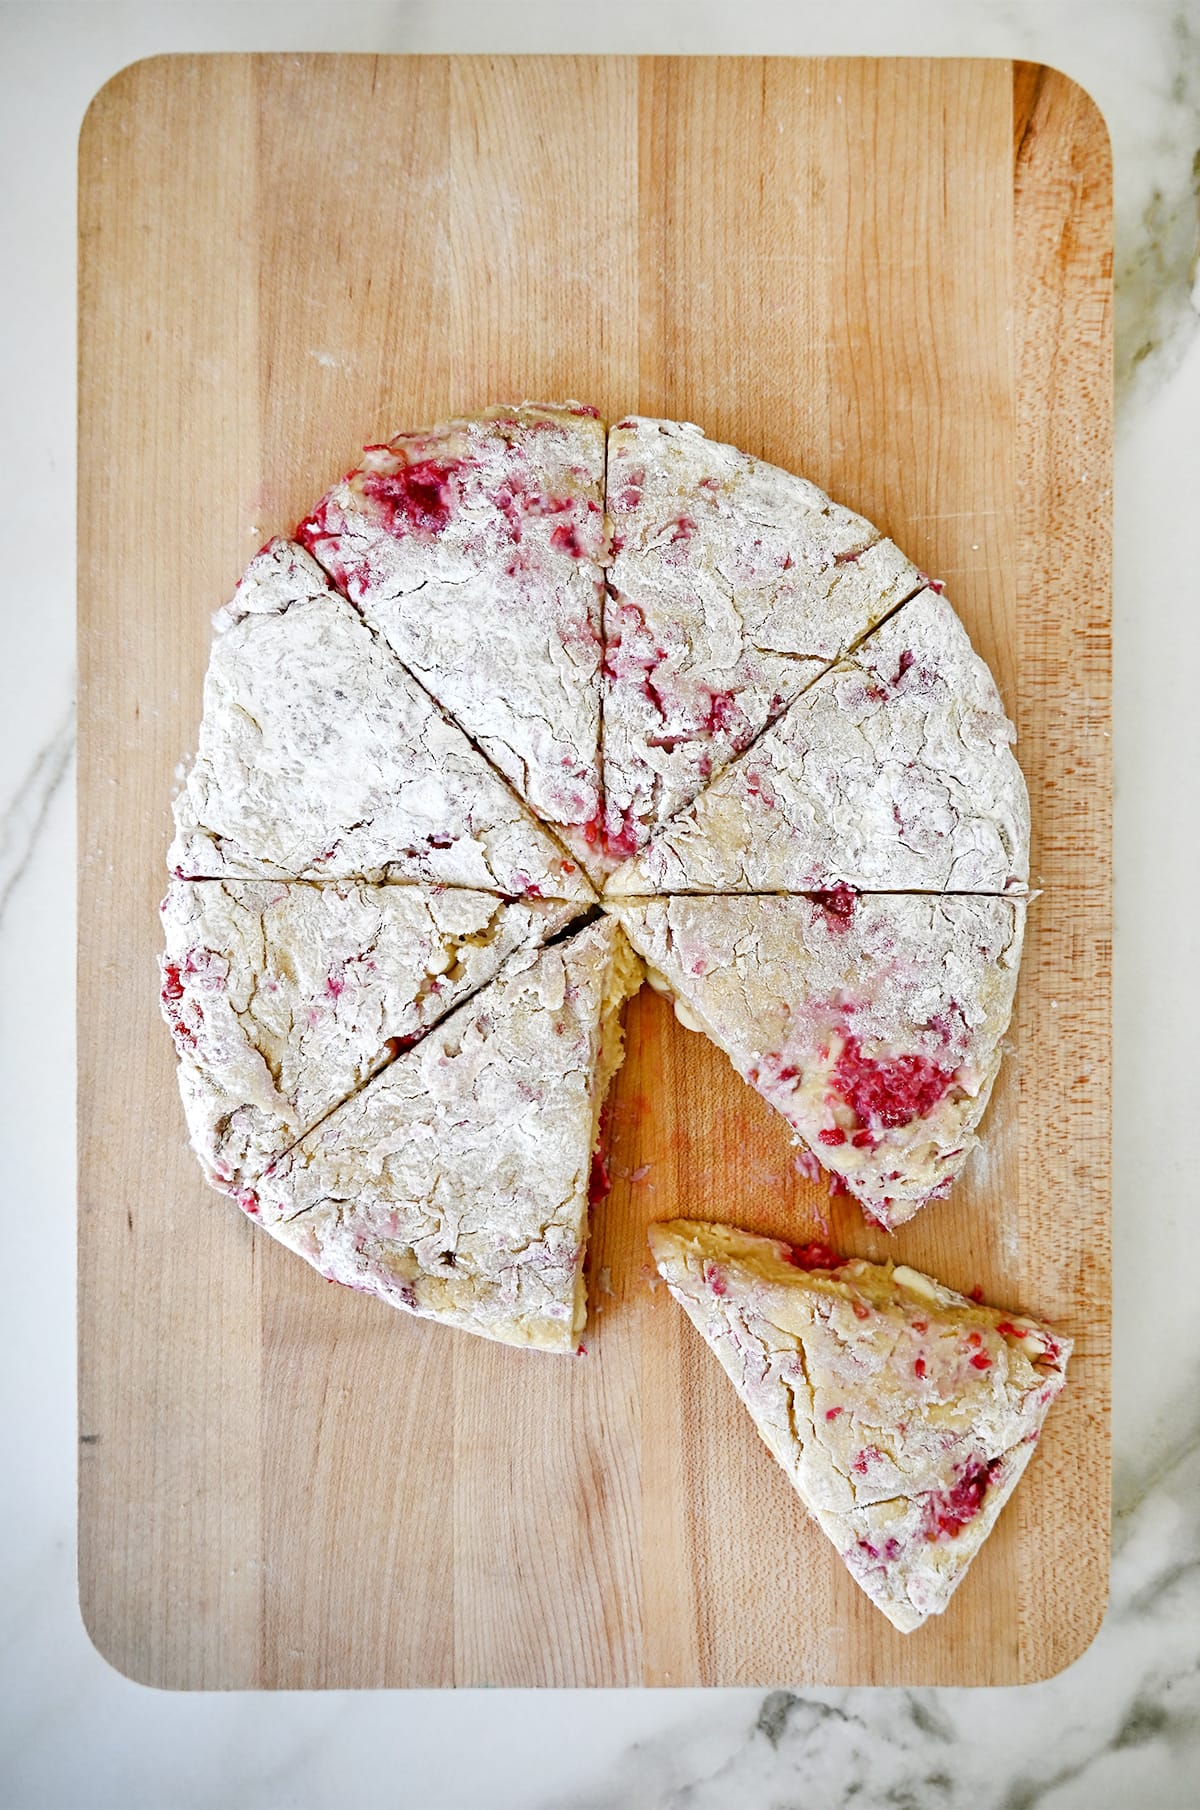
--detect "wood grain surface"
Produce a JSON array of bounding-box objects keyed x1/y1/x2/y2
[{"x1": 77, "y1": 55, "x2": 1112, "y2": 1688}]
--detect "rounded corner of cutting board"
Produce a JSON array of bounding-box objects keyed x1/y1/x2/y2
[
  {"x1": 79, "y1": 52, "x2": 185, "y2": 156},
  {"x1": 1012, "y1": 60, "x2": 1114, "y2": 199}
]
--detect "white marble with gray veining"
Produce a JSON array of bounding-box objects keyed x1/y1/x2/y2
[{"x1": 0, "y1": 2, "x2": 1196, "y2": 1806}]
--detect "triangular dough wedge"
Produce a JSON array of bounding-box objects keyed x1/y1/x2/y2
[
  {"x1": 607, "y1": 588, "x2": 1029, "y2": 896},
  {"x1": 169, "y1": 538, "x2": 590, "y2": 901},
  {"x1": 160, "y1": 878, "x2": 581, "y2": 1194},
  {"x1": 297, "y1": 403, "x2": 607, "y2": 872},
  {"x1": 614, "y1": 893, "x2": 1024, "y2": 1227},
  {"x1": 253, "y1": 918, "x2": 643, "y2": 1352},
  {"x1": 648, "y1": 1220, "x2": 1071, "y2": 1632},
  {"x1": 602, "y1": 418, "x2": 922, "y2": 857}
]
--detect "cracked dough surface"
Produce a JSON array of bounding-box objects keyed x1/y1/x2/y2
[
  {"x1": 648, "y1": 1220, "x2": 1070, "y2": 1632},
  {"x1": 296, "y1": 403, "x2": 606, "y2": 869},
  {"x1": 613, "y1": 893, "x2": 1024, "y2": 1226},
  {"x1": 254, "y1": 918, "x2": 643, "y2": 1352},
  {"x1": 607, "y1": 588, "x2": 1030, "y2": 896},
  {"x1": 159, "y1": 878, "x2": 579, "y2": 1194},
  {"x1": 166, "y1": 407, "x2": 1034, "y2": 1353},
  {"x1": 169, "y1": 538, "x2": 591, "y2": 901},
  {"x1": 602, "y1": 417, "x2": 922, "y2": 855}
]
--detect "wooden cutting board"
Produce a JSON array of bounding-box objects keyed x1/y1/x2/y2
[{"x1": 77, "y1": 55, "x2": 1111, "y2": 1688}]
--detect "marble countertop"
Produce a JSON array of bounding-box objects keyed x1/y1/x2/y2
[{"x1": 2, "y1": 2, "x2": 1196, "y2": 1806}]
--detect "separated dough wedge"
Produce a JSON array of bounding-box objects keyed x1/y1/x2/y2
[
  {"x1": 160, "y1": 878, "x2": 581, "y2": 1194},
  {"x1": 614, "y1": 893, "x2": 1023, "y2": 1227},
  {"x1": 297, "y1": 404, "x2": 607, "y2": 872},
  {"x1": 253, "y1": 918, "x2": 643, "y2": 1352},
  {"x1": 169, "y1": 538, "x2": 590, "y2": 901},
  {"x1": 602, "y1": 418, "x2": 922, "y2": 858},
  {"x1": 607, "y1": 588, "x2": 1029, "y2": 896},
  {"x1": 648, "y1": 1220, "x2": 1071, "y2": 1632}
]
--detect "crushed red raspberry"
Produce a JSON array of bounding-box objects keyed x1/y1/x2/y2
[
  {"x1": 699, "y1": 689, "x2": 741, "y2": 734},
  {"x1": 967, "y1": 1331, "x2": 982, "y2": 1347},
  {"x1": 828, "y1": 1171, "x2": 850, "y2": 1198},
  {"x1": 703, "y1": 1261, "x2": 728, "y2": 1297},
  {"x1": 818, "y1": 1127, "x2": 847, "y2": 1147},
  {"x1": 850, "y1": 1129, "x2": 876, "y2": 1150},
  {"x1": 825, "y1": 1405, "x2": 844, "y2": 1421},
  {"x1": 830, "y1": 1035, "x2": 955, "y2": 1132},
  {"x1": 236, "y1": 1190, "x2": 260, "y2": 1219},
  {"x1": 294, "y1": 504, "x2": 331, "y2": 554},
  {"x1": 895, "y1": 648, "x2": 915, "y2": 682},
  {"x1": 162, "y1": 962, "x2": 184, "y2": 1002},
  {"x1": 787, "y1": 1242, "x2": 843, "y2": 1270},
  {"x1": 588, "y1": 1147, "x2": 612, "y2": 1207},
  {"x1": 600, "y1": 806, "x2": 641, "y2": 860},
  {"x1": 914, "y1": 1356, "x2": 926, "y2": 1378},
  {"x1": 851, "y1": 1445, "x2": 881, "y2": 1475},
  {"x1": 811, "y1": 883, "x2": 858, "y2": 924},
  {"x1": 550, "y1": 521, "x2": 588, "y2": 558},
  {"x1": 324, "y1": 972, "x2": 346, "y2": 1000},
  {"x1": 970, "y1": 1352, "x2": 993, "y2": 1370},
  {"x1": 924, "y1": 1458, "x2": 1001, "y2": 1541},
  {"x1": 360, "y1": 458, "x2": 465, "y2": 536},
  {"x1": 851, "y1": 1299, "x2": 871, "y2": 1320},
  {"x1": 576, "y1": 1341, "x2": 588, "y2": 1356},
  {"x1": 995, "y1": 1321, "x2": 1018, "y2": 1338},
  {"x1": 911, "y1": 1319, "x2": 928, "y2": 1334},
  {"x1": 969, "y1": 1285, "x2": 985, "y2": 1303}
]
